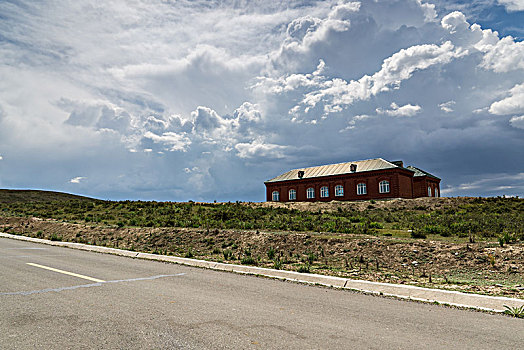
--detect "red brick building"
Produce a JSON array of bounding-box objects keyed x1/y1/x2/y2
[{"x1": 265, "y1": 158, "x2": 440, "y2": 202}]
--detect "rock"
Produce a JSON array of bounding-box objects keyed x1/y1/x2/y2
[{"x1": 495, "y1": 283, "x2": 504, "y2": 287}]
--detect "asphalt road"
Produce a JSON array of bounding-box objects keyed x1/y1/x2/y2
[{"x1": 1, "y1": 237, "x2": 523, "y2": 349}]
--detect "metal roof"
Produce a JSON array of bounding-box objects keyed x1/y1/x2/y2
[
  {"x1": 265, "y1": 158, "x2": 400, "y2": 183},
  {"x1": 406, "y1": 166, "x2": 441, "y2": 180}
]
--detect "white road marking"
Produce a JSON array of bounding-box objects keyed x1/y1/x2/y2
[
  {"x1": 0, "y1": 255, "x2": 65, "y2": 258},
  {"x1": 0, "y1": 273, "x2": 185, "y2": 296},
  {"x1": 26, "y1": 262, "x2": 105, "y2": 283}
]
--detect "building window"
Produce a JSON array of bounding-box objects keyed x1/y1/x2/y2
[
  {"x1": 428, "y1": 186, "x2": 432, "y2": 197},
  {"x1": 306, "y1": 187, "x2": 315, "y2": 199},
  {"x1": 357, "y1": 183, "x2": 367, "y2": 195},
  {"x1": 320, "y1": 186, "x2": 329, "y2": 198},
  {"x1": 272, "y1": 191, "x2": 280, "y2": 201},
  {"x1": 335, "y1": 185, "x2": 344, "y2": 197},
  {"x1": 289, "y1": 189, "x2": 296, "y2": 201},
  {"x1": 435, "y1": 188, "x2": 439, "y2": 197},
  {"x1": 379, "y1": 180, "x2": 390, "y2": 194}
]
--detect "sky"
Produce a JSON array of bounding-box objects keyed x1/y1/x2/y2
[{"x1": 0, "y1": 0, "x2": 523, "y2": 201}]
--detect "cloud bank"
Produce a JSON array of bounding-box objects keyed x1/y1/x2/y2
[{"x1": 0, "y1": 0, "x2": 523, "y2": 200}]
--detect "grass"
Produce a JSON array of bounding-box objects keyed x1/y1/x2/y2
[
  {"x1": 1, "y1": 195, "x2": 522, "y2": 241},
  {"x1": 503, "y1": 305, "x2": 524, "y2": 318},
  {"x1": 49, "y1": 233, "x2": 62, "y2": 241}
]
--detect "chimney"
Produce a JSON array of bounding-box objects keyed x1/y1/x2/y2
[
  {"x1": 298, "y1": 170, "x2": 305, "y2": 179},
  {"x1": 350, "y1": 164, "x2": 357, "y2": 172},
  {"x1": 391, "y1": 160, "x2": 403, "y2": 168}
]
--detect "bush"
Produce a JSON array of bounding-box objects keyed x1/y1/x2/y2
[
  {"x1": 307, "y1": 252, "x2": 317, "y2": 264},
  {"x1": 241, "y1": 255, "x2": 257, "y2": 265},
  {"x1": 223, "y1": 249, "x2": 233, "y2": 260},
  {"x1": 267, "y1": 247, "x2": 276, "y2": 260},
  {"x1": 369, "y1": 222, "x2": 384, "y2": 229},
  {"x1": 49, "y1": 233, "x2": 62, "y2": 241},
  {"x1": 410, "y1": 230, "x2": 427, "y2": 239},
  {"x1": 273, "y1": 258, "x2": 282, "y2": 270},
  {"x1": 297, "y1": 264, "x2": 310, "y2": 273}
]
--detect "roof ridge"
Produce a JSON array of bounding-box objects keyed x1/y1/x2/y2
[{"x1": 289, "y1": 157, "x2": 386, "y2": 172}]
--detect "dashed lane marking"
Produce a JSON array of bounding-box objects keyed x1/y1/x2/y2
[
  {"x1": 0, "y1": 273, "x2": 186, "y2": 296},
  {"x1": 0, "y1": 255, "x2": 65, "y2": 258},
  {"x1": 26, "y1": 262, "x2": 105, "y2": 283}
]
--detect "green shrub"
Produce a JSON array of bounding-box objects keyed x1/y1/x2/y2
[
  {"x1": 503, "y1": 305, "x2": 524, "y2": 318},
  {"x1": 184, "y1": 249, "x2": 194, "y2": 258},
  {"x1": 369, "y1": 222, "x2": 384, "y2": 229},
  {"x1": 223, "y1": 249, "x2": 233, "y2": 260},
  {"x1": 307, "y1": 252, "x2": 317, "y2": 264},
  {"x1": 273, "y1": 258, "x2": 282, "y2": 270},
  {"x1": 297, "y1": 264, "x2": 310, "y2": 273},
  {"x1": 241, "y1": 255, "x2": 257, "y2": 265},
  {"x1": 410, "y1": 230, "x2": 426, "y2": 239},
  {"x1": 49, "y1": 233, "x2": 62, "y2": 241},
  {"x1": 267, "y1": 247, "x2": 276, "y2": 260}
]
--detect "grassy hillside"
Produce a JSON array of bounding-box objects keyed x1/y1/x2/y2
[
  {"x1": 0, "y1": 190, "x2": 522, "y2": 241},
  {"x1": 0, "y1": 189, "x2": 96, "y2": 203}
]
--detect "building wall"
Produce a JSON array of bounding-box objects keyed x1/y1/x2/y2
[
  {"x1": 265, "y1": 168, "x2": 432, "y2": 202},
  {"x1": 412, "y1": 177, "x2": 426, "y2": 198},
  {"x1": 398, "y1": 173, "x2": 414, "y2": 199},
  {"x1": 411, "y1": 177, "x2": 441, "y2": 198},
  {"x1": 427, "y1": 179, "x2": 441, "y2": 197}
]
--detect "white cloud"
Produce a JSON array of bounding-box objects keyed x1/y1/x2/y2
[
  {"x1": 481, "y1": 36, "x2": 524, "y2": 73},
  {"x1": 441, "y1": 172, "x2": 524, "y2": 195},
  {"x1": 70, "y1": 177, "x2": 86, "y2": 184},
  {"x1": 439, "y1": 101, "x2": 456, "y2": 113},
  {"x1": 235, "y1": 140, "x2": 288, "y2": 159},
  {"x1": 510, "y1": 115, "x2": 524, "y2": 129},
  {"x1": 376, "y1": 102, "x2": 422, "y2": 117},
  {"x1": 489, "y1": 83, "x2": 524, "y2": 115},
  {"x1": 142, "y1": 131, "x2": 191, "y2": 152},
  {"x1": 497, "y1": 0, "x2": 524, "y2": 11},
  {"x1": 0, "y1": 155, "x2": 3, "y2": 160},
  {"x1": 268, "y1": 41, "x2": 466, "y2": 119},
  {"x1": 440, "y1": 11, "x2": 524, "y2": 73},
  {"x1": 341, "y1": 114, "x2": 372, "y2": 131}
]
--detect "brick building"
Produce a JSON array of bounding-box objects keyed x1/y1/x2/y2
[{"x1": 265, "y1": 158, "x2": 440, "y2": 202}]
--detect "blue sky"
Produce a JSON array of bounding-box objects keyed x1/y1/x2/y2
[{"x1": 0, "y1": 0, "x2": 523, "y2": 201}]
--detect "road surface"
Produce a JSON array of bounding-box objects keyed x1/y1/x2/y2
[{"x1": 1, "y1": 237, "x2": 522, "y2": 349}]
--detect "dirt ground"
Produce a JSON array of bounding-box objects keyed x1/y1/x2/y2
[{"x1": 1, "y1": 215, "x2": 523, "y2": 298}]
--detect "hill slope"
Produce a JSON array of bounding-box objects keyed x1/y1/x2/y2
[{"x1": 0, "y1": 189, "x2": 96, "y2": 203}]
